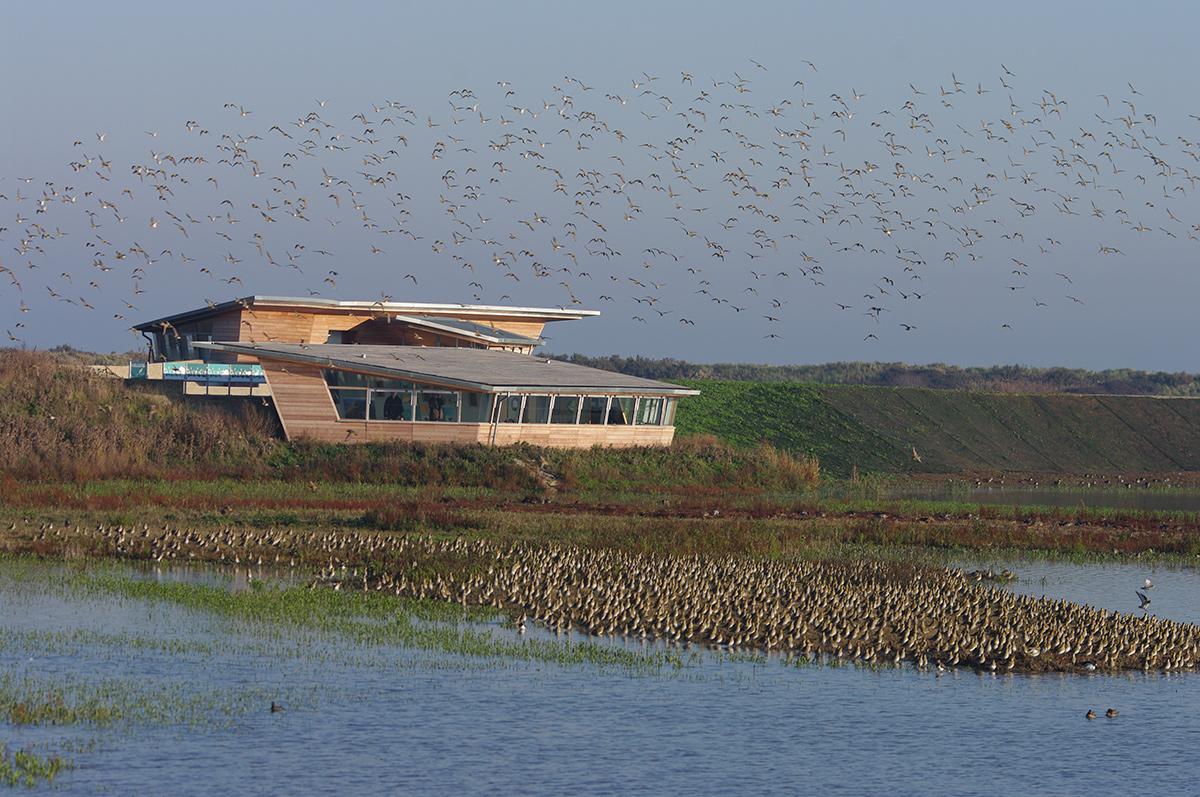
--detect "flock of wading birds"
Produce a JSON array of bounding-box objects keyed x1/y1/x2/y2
[
  {"x1": 4, "y1": 61, "x2": 1200, "y2": 346},
  {"x1": 6, "y1": 519, "x2": 1200, "y2": 680}
]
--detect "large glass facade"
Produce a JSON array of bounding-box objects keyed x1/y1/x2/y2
[
  {"x1": 322, "y1": 369, "x2": 677, "y2": 426},
  {"x1": 326, "y1": 379, "x2": 464, "y2": 422}
]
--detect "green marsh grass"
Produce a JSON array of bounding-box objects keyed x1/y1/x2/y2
[
  {"x1": 1, "y1": 556, "x2": 684, "y2": 674},
  {"x1": 0, "y1": 671, "x2": 276, "y2": 730},
  {"x1": 0, "y1": 745, "x2": 71, "y2": 788},
  {"x1": 82, "y1": 573, "x2": 684, "y2": 672}
]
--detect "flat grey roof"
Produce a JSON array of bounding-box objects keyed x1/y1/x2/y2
[
  {"x1": 133, "y1": 296, "x2": 598, "y2": 331},
  {"x1": 194, "y1": 342, "x2": 699, "y2": 396}
]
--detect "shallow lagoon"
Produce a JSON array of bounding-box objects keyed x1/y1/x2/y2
[{"x1": 3, "y1": 558, "x2": 1198, "y2": 796}]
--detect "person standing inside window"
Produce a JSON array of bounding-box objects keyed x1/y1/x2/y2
[{"x1": 383, "y1": 392, "x2": 405, "y2": 421}]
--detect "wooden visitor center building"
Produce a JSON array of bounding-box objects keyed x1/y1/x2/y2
[{"x1": 132, "y1": 296, "x2": 697, "y2": 448}]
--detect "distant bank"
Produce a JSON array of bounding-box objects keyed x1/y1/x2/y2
[
  {"x1": 676, "y1": 380, "x2": 1200, "y2": 476},
  {"x1": 558, "y1": 354, "x2": 1200, "y2": 397}
]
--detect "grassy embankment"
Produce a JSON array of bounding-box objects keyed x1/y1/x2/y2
[
  {"x1": 676, "y1": 378, "x2": 1200, "y2": 476},
  {"x1": 4, "y1": 349, "x2": 1200, "y2": 562}
]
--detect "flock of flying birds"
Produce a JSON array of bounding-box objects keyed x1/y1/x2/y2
[{"x1": 3, "y1": 59, "x2": 1200, "y2": 349}]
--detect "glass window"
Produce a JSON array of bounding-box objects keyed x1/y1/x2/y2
[
  {"x1": 323, "y1": 370, "x2": 414, "y2": 391},
  {"x1": 522, "y1": 395, "x2": 551, "y2": 424},
  {"x1": 550, "y1": 395, "x2": 580, "y2": 424},
  {"x1": 324, "y1": 369, "x2": 372, "y2": 388},
  {"x1": 369, "y1": 390, "x2": 412, "y2": 421},
  {"x1": 608, "y1": 397, "x2": 634, "y2": 426},
  {"x1": 416, "y1": 391, "x2": 458, "y2": 422},
  {"x1": 636, "y1": 397, "x2": 663, "y2": 425},
  {"x1": 663, "y1": 398, "x2": 677, "y2": 426},
  {"x1": 460, "y1": 392, "x2": 494, "y2": 423},
  {"x1": 580, "y1": 396, "x2": 609, "y2": 425},
  {"x1": 368, "y1": 377, "x2": 414, "y2": 391},
  {"x1": 329, "y1": 388, "x2": 367, "y2": 420},
  {"x1": 497, "y1": 395, "x2": 523, "y2": 423}
]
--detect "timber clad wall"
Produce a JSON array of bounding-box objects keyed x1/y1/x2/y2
[
  {"x1": 259, "y1": 361, "x2": 677, "y2": 448},
  {"x1": 234, "y1": 310, "x2": 541, "y2": 355},
  {"x1": 489, "y1": 424, "x2": 674, "y2": 448},
  {"x1": 258, "y1": 362, "x2": 336, "y2": 441}
]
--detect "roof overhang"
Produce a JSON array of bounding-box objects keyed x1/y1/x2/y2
[
  {"x1": 193, "y1": 341, "x2": 700, "y2": 397},
  {"x1": 389, "y1": 314, "x2": 543, "y2": 346},
  {"x1": 133, "y1": 295, "x2": 599, "y2": 332}
]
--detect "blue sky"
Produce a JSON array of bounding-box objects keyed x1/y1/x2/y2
[{"x1": 3, "y1": 1, "x2": 1199, "y2": 369}]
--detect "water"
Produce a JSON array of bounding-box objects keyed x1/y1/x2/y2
[
  {"x1": 886, "y1": 485, "x2": 1200, "y2": 512},
  {"x1": 3, "y1": 558, "x2": 1199, "y2": 795},
  {"x1": 998, "y1": 560, "x2": 1197, "y2": 623}
]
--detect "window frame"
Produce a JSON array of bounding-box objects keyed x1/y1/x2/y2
[
  {"x1": 549, "y1": 394, "x2": 582, "y2": 424},
  {"x1": 323, "y1": 369, "x2": 479, "y2": 424},
  {"x1": 607, "y1": 396, "x2": 635, "y2": 426},
  {"x1": 459, "y1": 391, "x2": 495, "y2": 424},
  {"x1": 328, "y1": 386, "x2": 369, "y2": 421},
  {"x1": 635, "y1": 396, "x2": 666, "y2": 426},
  {"x1": 521, "y1": 394, "x2": 552, "y2": 424},
  {"x1": 321, "y1": 370, "x2": 683, "y2": 429},
  {"x1": 413, "y1": 387, "x2": 460, "y2": 423},
  {"x1": 495, "y1": 393, "x2": 525, "y2": 424},
  {"x1": 368, "y1": 389, "x2": 414, "y2": 422},
  {"x1": 578, "y1": 395, "x2": 611, "y2": 425}
]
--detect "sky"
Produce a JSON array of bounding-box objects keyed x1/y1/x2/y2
[{"x1": 3, "y1": 1, "x2": 1199, "y2": 370}]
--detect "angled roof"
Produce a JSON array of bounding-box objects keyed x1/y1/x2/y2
[
  {"x1": 393, "y1": 315, "x2": 542, "y2": 346},
  {"x1": 193, "y1": 342, "x2": 699, "y2": 396},
  {"x1": 133, "y1": 296, "x2": 599, "y2": 331}
]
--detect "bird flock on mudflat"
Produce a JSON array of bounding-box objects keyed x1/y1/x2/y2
[
  {"x1": 3, "y1": 61, "x2": 1200, "y2": 348},
  {"x1": 6, "y1": 520, "x2": 1199, "y2": 675}
]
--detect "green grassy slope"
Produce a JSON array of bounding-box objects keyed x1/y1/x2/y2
[{"x1": 674, "y1": 379, "x2": 1200, "y2": 476}]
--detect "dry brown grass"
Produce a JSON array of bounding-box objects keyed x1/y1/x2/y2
[{"x1": 0, "y1": 349, "x2": 278, "y2": 479}]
